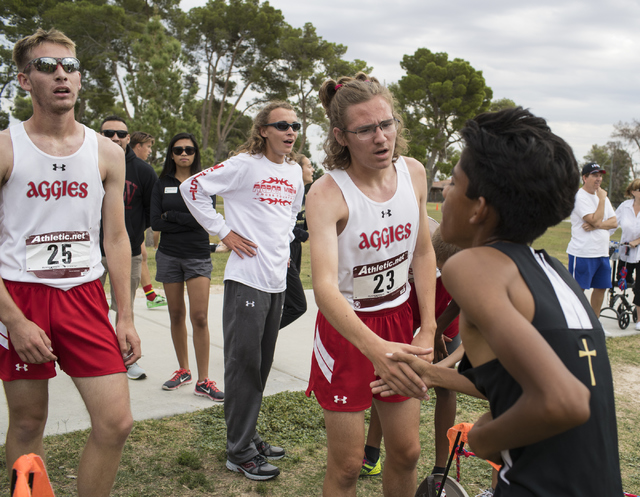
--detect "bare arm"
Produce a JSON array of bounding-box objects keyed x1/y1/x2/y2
[
  {"x1": 405, "y1": 158, "x2": 437, "y2": 359},
  {"x1": 0, "y1": 130, "x2": 57, "y2": 364},
  {"x1": 442, "y1": 248, "x2": 591, "y2": 460},
  {"x1": 582, "y1": 188, "x2": 616, "y2": 229},
  {"x1": 307, "y1": 175, "x2": 431, "y2": 399},
  {"x1": 99, "y1": 136, "x2": 141, "y2": 366}
]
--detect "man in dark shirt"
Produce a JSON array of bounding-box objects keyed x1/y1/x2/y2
[{"x1": 99, "y1": 116, "x2": 157, "y2": 380}]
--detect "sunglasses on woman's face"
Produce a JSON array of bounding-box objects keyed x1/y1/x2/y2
[
  {"x1": 102, "y1": 129, "x2": 128, "y2": 139},
  {"x1": 24, "y1": 57, "x2": 81, "y2": 74},
  {"x1": 265, "y1": 121, "x2": 302, "y2": 132},
  {"x1": 172, "y1": 146, "x2": 196, "y2": 156}
]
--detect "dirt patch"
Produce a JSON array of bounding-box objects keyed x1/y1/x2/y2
[{"x1": 612, "y1": 363, "x2": 640, "y2": 410}]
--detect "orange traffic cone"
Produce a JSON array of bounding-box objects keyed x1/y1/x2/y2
[
  {"x1": 11, "y1": 453, "x2": 55, "y2": 497},
  {"x1": 435, "y1": 204, "x2": 439, "y2": 211}
]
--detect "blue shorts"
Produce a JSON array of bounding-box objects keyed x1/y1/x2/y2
[{"x1": 568, "y1": 255, "x2": 612, "y2": 290}]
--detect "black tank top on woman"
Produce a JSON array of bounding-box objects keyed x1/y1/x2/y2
[{"x1": 458, "y1": 242, "x2": 622, "y2": 496}]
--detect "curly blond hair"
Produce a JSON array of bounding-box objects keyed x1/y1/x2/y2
[
  {"x1": 319, "y1": 72, "x2": 407, "y2": 170},
  {"x1": 233, "y1": 101, "x2": 297, "y2": 163}
]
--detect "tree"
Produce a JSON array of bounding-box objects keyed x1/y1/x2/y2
[
  {"x1": 392, "y1": 48, "x2": 492, "y2": 193},
  {"x1": 124, "y1": 16, "x2": 200, "y2": 160},
  {"x1": 181, "y1": 0, "x2": 288, "y2": 162},
  {"x1": 488, "y1": 97, "x2": 516, "y2": 112},
  {"x1": 612, "y1": 119, "x2": 640, "y2": 174},
  {"x1": 279, "y1": 22, "x2": 370, "y2": 154},
  {"x1": 584, "y1": 142, "x2": 633, "y2": 206}
]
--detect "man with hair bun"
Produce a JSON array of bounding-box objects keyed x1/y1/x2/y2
[{"x1": 305, "y1": 72, "x2": 437, "y2": 496}]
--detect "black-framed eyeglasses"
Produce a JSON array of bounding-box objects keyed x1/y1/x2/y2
[
  {"x1": 341, "y1": 118, "x2": 399, "y2": 141},
  {"x1": 23, "y1": 57, "x2": 81, "y2": 74},
  {"x1": 265, "y1": 121, "x2": 302, "y2": 132},
  {"x1": 102, "y1": 129, "x2": 129, "y2": 139},
  {"x1": 172, "y1": 146, "x2": 196, "y2": 156}
]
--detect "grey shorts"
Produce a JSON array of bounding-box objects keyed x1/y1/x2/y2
[
  {"x1": 155, "y1": 250, "x2": 212, "y2": 283},
  {"x1": 446, "y1": 332, "x2": 462, "y2": 355}
]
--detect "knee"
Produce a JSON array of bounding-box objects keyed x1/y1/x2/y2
[
  {"x1": 386, "y1": 439, "x2": 421, "y2": 470},
  {"x1": 328, "y1": 452, "x2": 363, "y2": 484},
  {"x1": 168, "y1": 307, "x2": 187, "y2": 324},
  {"x1": 190, "y1": 311, "x2": 208, "y2": 331},
  {"x1": 9, "y1": 409, "x2": 47, "y2": 442},
  {"x1": 92, "y1": 411, "x2": 133, "y2": 448}
]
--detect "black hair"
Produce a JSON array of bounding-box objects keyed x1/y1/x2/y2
[
  {"x1": 160, "y1": 132, "x2": 201, "y2": 179},
  {"x1": 100, "y1": 115, "x2": 127, "y2": 129},
  {"x1": 459, "y1": 107, "x2": 580, "y2": 244}
]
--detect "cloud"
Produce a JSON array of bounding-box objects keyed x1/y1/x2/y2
[{"x1": 181, "y1": 0, "x2": 640, "y2": 166}]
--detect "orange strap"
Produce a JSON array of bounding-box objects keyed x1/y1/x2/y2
[
  {"x1": 447, "y1": 422, "x2": 501, "y2": 472},
  {"x1": 11, "y1": 454, "x2": 55, "y2": 497}
]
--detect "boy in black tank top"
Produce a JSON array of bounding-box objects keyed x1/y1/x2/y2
[{"x1": 372, "y1": 108, "x2": 622, "y2": 496}]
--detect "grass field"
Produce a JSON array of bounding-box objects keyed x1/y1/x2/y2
[{"x1": 2, "y1": 203, "x2": 638, "y2": 496}]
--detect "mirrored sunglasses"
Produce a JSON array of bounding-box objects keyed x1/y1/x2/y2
[
  {"x1": 102, "y1": 129, "x2": 129, "y2": 139},
  {"x1": 265, "y1": 121, "x2": 302, "y2": 132},
  {"x1": 172, "y1": 146, "x2": 196, "y2": 156},
  {"x1": 24, "y1": 57, "x2": 81, "y2": 74}
]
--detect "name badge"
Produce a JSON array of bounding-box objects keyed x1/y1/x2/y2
[{"x1": 164, "y1": 187, "x2": 178, "y2": 194}]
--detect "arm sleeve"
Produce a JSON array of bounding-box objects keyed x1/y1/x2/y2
[
  {"x1": 140, "y1": 162, "x2": 158, "y2": 230},
  {"x1": 179, "y1": 161, "x2": 240, "y2": 239},
  {"x1": 150, "y1": 181, "x2": 194, "y2": 233}
]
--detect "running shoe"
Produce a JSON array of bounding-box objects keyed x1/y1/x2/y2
[
  {"x1": 126, "y1": 362, "x2": 147, "y2": 380},
  {"x1": 226, "y1": 454, "x2": 280, "y2": 481},
  {"x1": 194, "y1": 378, "x2": 224, "y2": 402},
  {"x1": 360, "y1": 455, "x2": 381, "y2": 476},
  {"x1": 147, "y1": 295, "x2": 168, "y2": 309},
  {"x1": 475, "y1": 489, "x2": 495, "y2": 497},
  {"x1": 162, "y1": 368, "x2": 192, "y2": 390},
  {"x1": 256, "y1": 440, "x2": 285, "y2": 460}
]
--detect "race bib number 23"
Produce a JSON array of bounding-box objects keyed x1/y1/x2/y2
[
  {"x1": 352, "y1": 251, "x2": 409, "y2": 309},
  {"x1": 26, "y1": 231, "x2": 91, "y2": 279}
]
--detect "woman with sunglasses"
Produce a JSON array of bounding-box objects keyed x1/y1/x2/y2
[
  {"x1": 150, "y1": 133, "x2": 223, "y2": 401},
  {"x1": 180, "y1": 101, "x2": 305, "y2": 480}
]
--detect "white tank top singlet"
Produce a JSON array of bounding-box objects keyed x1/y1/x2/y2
[
  {"x1": 328, "y1": 156, "x2": 419, "y2": 312},
  {"x1": 0, "y1": 123, "x2": 105, "y2": 290}
]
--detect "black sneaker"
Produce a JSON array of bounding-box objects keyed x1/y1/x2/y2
[
  {"x1": 194, "y1": 378, "x2": 224, "y2": 402},
  {"x1": 162, "y1": 368, "x2": 192, "y2": 390},
  {"x1": 226, "y1": 454, "x2": 280, "y2": 481},
  {"x1": 256, "y1": 440, "x2": 285, "y2": 460}
]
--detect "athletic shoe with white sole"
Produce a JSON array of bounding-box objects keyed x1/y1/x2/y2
[
  {"x1": 475, "y1": 489, "x2": 495, "y2": 497},
  {"x1": 126, "y1": 362, "x2": 147, "y2": 380},
  {"x1": 360, "y1": 455, "x2": 381, "y2": 476},
  {"x1": 226, "y1": 454, "x2": 280, "y2": 481},
  {"x1": 162, "y1": 368, "x2": 192, "y2": 390},
  {"x1": 256, "y1": 440, "x2": 285, "y2": 460},
  {"x1": 147, "y1": 295, "x2": 168, "y2": 309},
  {"x1": 194, "y1": 378, "x2": 224, "y2": 402}
]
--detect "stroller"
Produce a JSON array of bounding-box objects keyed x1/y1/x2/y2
[{"x1": 600, "y1": 241, "x2": 637, "y2": 329}]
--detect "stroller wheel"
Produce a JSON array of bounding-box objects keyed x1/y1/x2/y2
[
  {"x1": 618, "y1": 311, "x2": 630, "y2": 329},
  {"x1": 416, "y1": 474, "x2": 470, "y2": 497}
]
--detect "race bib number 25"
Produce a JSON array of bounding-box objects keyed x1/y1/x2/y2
[{"x1": 26, "y1": 231, "x2": 91, "y2": 279}]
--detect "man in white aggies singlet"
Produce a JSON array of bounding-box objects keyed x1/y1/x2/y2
[
  {"x1": 0, "y1": 29, "x2": 140, "y2": 497},
  {"x1": 306, "y1": 73, "x2": 437, "y2": 496}
]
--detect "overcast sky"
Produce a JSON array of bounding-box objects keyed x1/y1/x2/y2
[{"x1": 182, "y1": 0, "x2": 640, "y2": 169}]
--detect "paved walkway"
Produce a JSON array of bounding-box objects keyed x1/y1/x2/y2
[{"x1": 0, "y1": 288, "x2": 637, "y2": 440}]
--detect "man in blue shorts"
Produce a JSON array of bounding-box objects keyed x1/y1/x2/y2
[{"x1": 566, "y1": 162, "x2": 617, "y2": 317}]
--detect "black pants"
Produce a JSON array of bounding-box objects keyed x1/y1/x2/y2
[
  {"x1": 279, "y1": 257, "x2": 307, "y2": 329},
  {"x1": 617, "y1": 260, "x2": 640, "y2": 306}
]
